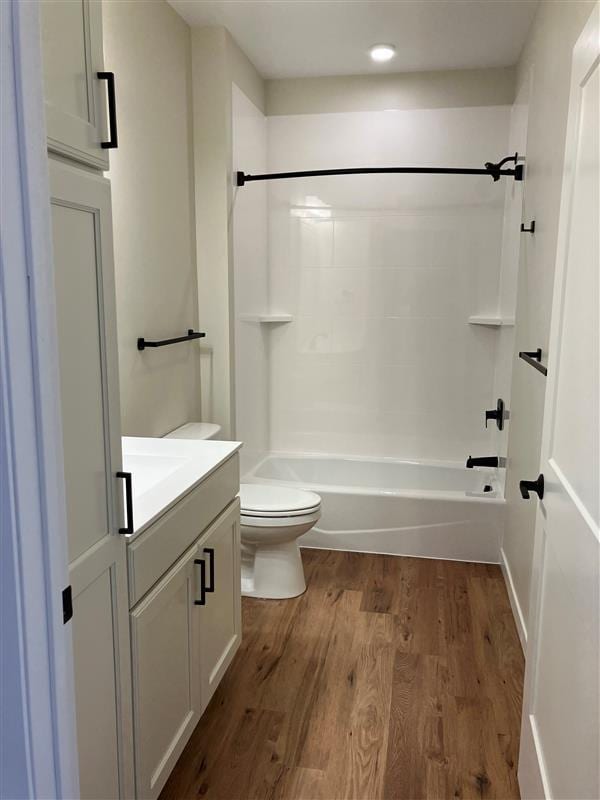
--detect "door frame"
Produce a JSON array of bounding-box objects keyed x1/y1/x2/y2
[
  {"x1": 517, "y1": 4, "x2": 599, "y2": 798},
  {"x1": 0, "y1": 1, "x2": 79, "y2": 797}
]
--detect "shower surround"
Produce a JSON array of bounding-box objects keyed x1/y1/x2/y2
[
  {"x1": 267, "y1": 104, "x2": 511, "y2": 463},
  {"x1": 231, "y1": 85, "x2": 515, "y2": 562}
]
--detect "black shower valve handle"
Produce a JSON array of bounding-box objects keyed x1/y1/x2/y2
[{"x1": 485, "y1": 399, "x2": 505, "y2": 431}]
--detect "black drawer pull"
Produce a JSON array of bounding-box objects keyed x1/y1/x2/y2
[
  {"x1": 194, "y1": 558, "x2": 207, "y2": 606},
  {"x1": 116, "y1": 471, "x2": 133, "y2": 534},
  {"x1": 520, "y1": 221, "x2": 535, "y2": 233},
  {"x1": 97, "y1": 71, "x2": 118, "y2": 149},
  {"x1": 520, "y1": 474, "x2": 544, "y2": 500},
  {"x1": 203, "y1": 548, "x2": 215, "y2": 593}
]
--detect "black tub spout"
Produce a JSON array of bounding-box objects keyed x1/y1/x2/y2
[{"x1": 466, "y1": 455, "x2": 500, "y2": 469}]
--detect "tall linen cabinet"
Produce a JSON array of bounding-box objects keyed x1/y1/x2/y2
[{"x1": 41, "y1": 2, "x2": 134, "y2": 798}]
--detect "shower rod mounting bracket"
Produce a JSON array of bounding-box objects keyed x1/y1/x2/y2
[{"x1": 236, "y1": 153, "x2": 523, "y2": 187}]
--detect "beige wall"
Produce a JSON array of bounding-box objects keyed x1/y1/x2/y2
[
  {"x1": 104, "y1": 0, "x2": 200, "y2": 437},
  {"x1": 266, "y1": 66, "x2": 515, "y2": 115},
  {"x1": 502, "y1": 0, "x2": 594, "y2": 640},
  {"x1": 191, "y1": 27, "x2": 265, "y2": 438}
]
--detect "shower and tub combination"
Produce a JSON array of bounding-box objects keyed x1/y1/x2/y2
[
  {"x1": 231, "y1": 87, "x2": 526, "y2": 590},
  {"x1": 244, "y1": 453, "x2": 504, "y2": 563}
]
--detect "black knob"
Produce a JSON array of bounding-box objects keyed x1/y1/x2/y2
[
  {"x1": 485, "y1": 398, "x2": 505, "y2": 430},
  {"x1": 519, "y1": 474, "x2": 544, "y2": 500}
]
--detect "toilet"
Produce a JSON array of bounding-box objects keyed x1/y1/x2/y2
[
  {"x1": 164, "y1": 423, "x2": 322, "y2": 599},
  {"x1": 239, "y1": 483, "x2": 321, "y2": 599}
]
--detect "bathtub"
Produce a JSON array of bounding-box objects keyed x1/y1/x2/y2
[{"x1": 244, "y1": 454, "x2": 505, "y2": 563}]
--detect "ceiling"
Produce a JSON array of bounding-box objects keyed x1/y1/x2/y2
[{"x1": 168, "y1": 0, "x2": 539, "y2": 80}]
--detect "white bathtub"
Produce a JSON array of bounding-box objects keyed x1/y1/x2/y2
[{"x1": 244, "y1": 454, "x2": 505, "y2": 563}]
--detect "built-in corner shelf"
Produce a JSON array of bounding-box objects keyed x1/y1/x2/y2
[
  {"x1": 468, "y1": 315, "x2": 515, "y2": 328},
  {"x1": 239, "y1": 313, "x2": 293, "y2": 324},
  {"x1": 259, "y1": 314, "x2": 293, "y2": 323}
]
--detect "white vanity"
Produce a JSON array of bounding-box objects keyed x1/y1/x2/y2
[{"x1": 122, "y1": 437, "x2": 242, "y2": 800}]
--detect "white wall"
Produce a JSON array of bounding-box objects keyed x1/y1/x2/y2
[
  {"x1": 267, "y1": 66, "x2": 515, "y2": 116},
  {"x1": 232, "y1": 85, "x2": 269, "y2": 471},
  {"x1": 104, "y1": 0, "x2": 201, "y2": 437},
  {"x1": 267, "y1": 104, "x2": 510, "y2": 461},
  {"x1": 501, "y1": 0, "x2": 595, "y2": 641},
  {"x1": 191, "y1": 27, "x2": 265, "y2": 438}
]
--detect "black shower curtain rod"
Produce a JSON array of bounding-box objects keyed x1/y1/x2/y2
[{"x1": 236, "y1": 153, "x2": 523, "y2": 186}]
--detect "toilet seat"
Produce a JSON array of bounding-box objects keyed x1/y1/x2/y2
[{"x1": 240, "y1": 483, "x2": 321, "y2": 519}]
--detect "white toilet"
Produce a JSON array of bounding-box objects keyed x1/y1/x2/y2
[
  {"x1": 164, "y1": 423, "x2": 322, "y2": 599},
  {"x1": 239, "y1": 483, "x2": 321, "y2": 599}
]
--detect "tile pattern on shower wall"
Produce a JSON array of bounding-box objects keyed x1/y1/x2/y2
[{"x1": 268, "y1": 107, "x2": 510, "y2": 462}]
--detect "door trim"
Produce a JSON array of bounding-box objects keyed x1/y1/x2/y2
[{"x1": 0, "y1": 2, "x2": 78, "y2": 797}]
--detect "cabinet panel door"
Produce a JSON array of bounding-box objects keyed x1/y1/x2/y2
[
  {"x1": 197, "y1": 500, "x2": 242, "y2": 711},
  {"x1": 130, "y1": 547, "x2": 202, "y2": 800},
  {"x1": 71, "y1": 544, "x2": 132, "y2": 800},
  {"x1": 41, "y1": 0, "x2": 109, "y2": 169},
  {"x1": 49, "y1": 159, "x2": 133, "y2": 799}
]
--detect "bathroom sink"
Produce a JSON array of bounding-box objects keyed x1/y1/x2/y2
[
  {"x1": 121, "y1": 436, "x2": 242, "y2": 536},
  {"x1": 122, "y1": 453, "x2": 188, "y2": 496}
]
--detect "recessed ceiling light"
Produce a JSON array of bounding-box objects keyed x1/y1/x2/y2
[{"x1": 369, "y1": 44, "x2": 396, "y2": 63}]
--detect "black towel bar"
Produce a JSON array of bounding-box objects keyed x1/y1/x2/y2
[
  {"x1": 519, "y1": 348, "x2": 547, "y2": 376},
  {"x1": 137, "y1": 329, "x2": 206, "y2": 351}
]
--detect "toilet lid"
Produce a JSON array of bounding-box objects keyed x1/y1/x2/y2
[{"x1": 240, "y1": 483, "x2": 321, "y2": 517}]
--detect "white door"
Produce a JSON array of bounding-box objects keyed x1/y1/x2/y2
[
  {"x1": 197, "y1": 500, "x2": 242, "y2": 712},
  {"x1": 49, "y1": 159, "x2": 134, "y2": 800},
  {"x1": 130, "y1": 545, "x2": 202, "y2": 800},
  {"x1": 41, "y1": 0, "x2": 111, "y2": 169},
  {"x1": 518, "y1": 6, "x2": 599, "y2": 799}
]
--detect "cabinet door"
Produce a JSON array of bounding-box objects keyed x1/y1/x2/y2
[
  {"x1": 197, "y1": 500, "x2": 242, "y2": 711},
  {"x1": 130, "y1": 547, "x2": 203, "y2": 800},
  {"x1": 41, "y1": 0, "x2": 110, "y2": 169},
  {"x1": 49, "y1": 159, "x2": 134, "y2": 799}
]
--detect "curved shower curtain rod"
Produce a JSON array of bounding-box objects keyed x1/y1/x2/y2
[{"x1": 236, "y1": 153, "x2": 523, "y2": 187}]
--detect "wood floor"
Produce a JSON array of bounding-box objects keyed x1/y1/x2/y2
[{"x1": 160, "y1": 549, "x2": 524, "y2": 800}]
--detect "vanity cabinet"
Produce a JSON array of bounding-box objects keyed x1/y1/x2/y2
[
  {"x1": 41, "y1": 0, "x2": 111, "y2": 169},
  {"x1": 130, "y1": 500, "x2": 241, "y2": 800},
  {"x1": 197, "y1": 500, "x2": 242, "y2": 708}
]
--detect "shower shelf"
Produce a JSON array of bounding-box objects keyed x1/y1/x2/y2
[
  {"x1": 468, "y1": 315, "x2": 515, "y2": 327},
  {"x1": 240, "y1": 313, "x2": 293, "y2": 324}
]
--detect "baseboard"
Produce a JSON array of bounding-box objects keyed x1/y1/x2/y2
[
  {"x1": 500, "y1": 546, "x2": 527, "y2": 652},
  {"x1": 518, "y1": 714, "x2": 549, "y2": 800}
]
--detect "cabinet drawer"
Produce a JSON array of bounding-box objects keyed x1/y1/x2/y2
[{"x1": 128, "y1": 454, "x2": 239, "y2": 606}]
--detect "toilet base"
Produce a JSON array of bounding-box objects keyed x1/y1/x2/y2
[{"x1": 241, "y1": 540, "x2": 306, "y2": 599}]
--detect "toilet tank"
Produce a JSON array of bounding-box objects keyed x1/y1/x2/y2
[{"x1": 163, "y1": 422, "x2": 222, "y2": 440}]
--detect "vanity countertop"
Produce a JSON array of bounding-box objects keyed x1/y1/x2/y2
[{"x1": 122, "y1": 436, "x2": 242, "y2": 539}]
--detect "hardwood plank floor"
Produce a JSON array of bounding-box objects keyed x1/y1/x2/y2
[{"x1": 160, "y1": 550, "x2": 524, "y2": 800}]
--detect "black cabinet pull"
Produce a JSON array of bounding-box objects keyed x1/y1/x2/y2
[
  {"x1": 520, "y1": 221, "x2": 536, "y2": 233},
  {"x1": 97, "y1": 71, "x2": 118, "y2": 149},
  {"x1": 116, "y1": 471, "x2": 133, "y2": 534},
  {"x1": 520, "y1": 474, "x2": 544, "y2": 500},
  {"x1": 203, "y1": 548, "x2": 215, "y2": 593},
  {"x1": 194, "y1": 558, "x2": 207, "y2": 606}
]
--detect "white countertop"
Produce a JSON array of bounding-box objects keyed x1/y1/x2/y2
[{"x1": 122, "y1": 436, "x2": 242, "y2": 538}]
